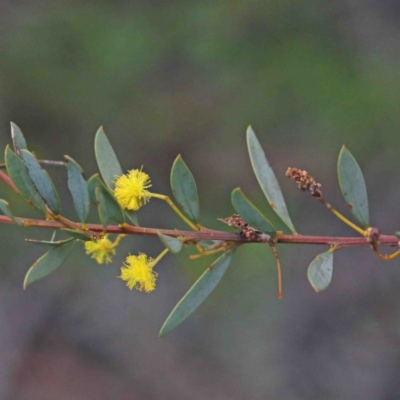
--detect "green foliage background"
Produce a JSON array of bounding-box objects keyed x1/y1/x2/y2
[{"x1": 1, "y1": 2, "x2": 400, "y2": 399}]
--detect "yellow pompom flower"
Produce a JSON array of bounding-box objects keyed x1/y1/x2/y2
[
  {"x1": 114, "y1": 169, "x2": 152, "y2": 211},
  {"x1": 120, "y1": 253, "x2": 158, "y2": 292},
  {"x1": 84, "y1": 235, "x2": 123, "y2": 264}
]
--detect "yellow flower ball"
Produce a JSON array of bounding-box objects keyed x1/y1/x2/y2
[
  {"x1": 114, "y1": 169, "x2": 152, "y2": 211},
  {"x1": 84, "y1": 235, "x2": 123, "y2": 264},
  {"x1": 120, "y1": 253, "x2": 158, "y2": 292}
]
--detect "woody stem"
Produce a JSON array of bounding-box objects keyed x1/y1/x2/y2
[{"x1": 1, "y1": 215, "x2": 399, "y2": 247}]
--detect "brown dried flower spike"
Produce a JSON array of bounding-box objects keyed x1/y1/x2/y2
[{"x1": 286, "y1": 167, "x2": 323, "y2": 199}]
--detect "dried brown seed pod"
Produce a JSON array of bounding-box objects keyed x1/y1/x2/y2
[{"x1": 286, "y1": 167, "x2": 323, "y2": 198}]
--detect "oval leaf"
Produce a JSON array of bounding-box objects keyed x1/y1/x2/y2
[
  {"x1": 5, "y1": 146, "x2": 47, "y2": 213},
  {"x1": 159, "y1": 249, "x2": 235, "y2": 337},
  {"x1": 23, "y1": 240, "x2": 76, "y2": 288},
  {"x1": 307, "y1": 250, "x2": 334, "y2": 292},
  {"x1": 170, "y1": 155, "x2": 200, "y2": 223},
  {"x1": 21, "y1": 150, "x2": 61, "y2": 214},
  {"x1": 62, "y1": 228, "x2": 92, "y2": 241},
  {"x1": 0, "y1": 199, "x2": 22, "y2": 225},
  {"x1": 231, "y1": 188, "x2": 276, "y2": 235},
  {"x1": 246, "y1": 126, "x2": 296, "y2": 233},
  {"x1": 10, "y1": 122, "x2": 27, "y2": 156},
  {"x1": 94, "y1": 127, "x2": 124, "y2": 190},
  {"x1": 157, "y1": 231, "x2": 183, "y2": 254},
  {"x1": 338, "y1": 146, "x2": 369, "y2": 228},
  {"x1": 65, "y1": 156, "x2": 90, "y2": 223}
]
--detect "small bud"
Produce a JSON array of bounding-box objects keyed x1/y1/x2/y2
[
  {"x1": 286, "y1": 167, "x2": 323, "y2": 198},
  {"x1": 365, "y1": 227, "x2": 380, "y2": 250}
]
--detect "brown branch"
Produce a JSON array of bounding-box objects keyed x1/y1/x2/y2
[
  {"x1": 1, "y1": 215, "x2": 399, "y2": 247},
  {"x1": 55, "y1": 214, "x2": 100, "y2": 239}
]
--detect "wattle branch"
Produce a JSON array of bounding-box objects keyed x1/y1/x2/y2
[
  {"x1": 1, "y1": 214, "x2": 398, "y2": 247},
  {"x1": 3, "y1": 122, "x2": 400, "y2": 337}
]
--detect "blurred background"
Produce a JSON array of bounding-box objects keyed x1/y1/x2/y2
[{"x1": 1, "y1": 1, "x2": 400, "y2": 399}]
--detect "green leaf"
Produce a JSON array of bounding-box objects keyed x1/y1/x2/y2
[
  {"x1": 25, "y1": 237, "x2": 75, "y2": 246},
  {"x1": 65, "y1": 156, "x2": 90, "y2": 223},
  {"x1": 5, "y1": 146, "x2": 47, "y2": 213},
  {"x1": 231, "y1": 188, "x2": 276, "y2": 235},
  {"x1": 246, "y1": 126, "x2": 296, "y2": 233},
  {"x1": 87, "y1": 174, "x2": 101, "y2": 204},
  {"x1": 23, "y1": 240, "x2": 76, "y2": 288},
  {"x1": 0, "y1": 199, "x2": 22, "y2": 225},
  {"x1": 157, "y1": 231, "x2": 183, "y2": 254},
  {"x1": 170, "y1": 155, "x2": 200, "y2": 223},
  {"x1": 124, "y1": 210, "x2": 139, "y2": 226},
  {"x1": 21, "y1": 150, "x2": 61, "y2": 214},
  {"x1": 307, "y1": 250, "x2": 334, "y2": 292},
  {"x1": 159, "y1": 249, "x2": 235, "y2": 337},
  {"x1": 62, "y1": 228, "x2": 92, "y2": 241},
  {"x1": 87, "y1": 174, "x2": 125, "y2": 225},
  {"x1": 395, "y1": 232, "x2": 400, "y2": 239},
  {"x1": 337, "y1": 146, "x2": 369, "y2": 228},
  {"x1": 94, "y1": 127, "x2": 124, "y2": 190},
  {"x1": 103, "y1": 194, "x2": 124, "y2": 225},
  {"x1": 10, "y1": 122, "x2": 27, "y2": 156},
  {"x1": 96, "y1": 188, "x2": 109, "y2": 231}
]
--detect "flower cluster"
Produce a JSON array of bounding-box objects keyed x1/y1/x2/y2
[
  {"x1": 84, "y1": 168, "x2": 167, "y2": 293},
  {"x1": 114, "y1": 168, "x2": 152, "y2": 211},
  {"x1": 120, "y1": 253, "x2": 158, "y2": 292},
  {"x1": 84, "y1": 235, "x2": 122, "y2": 264}
]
